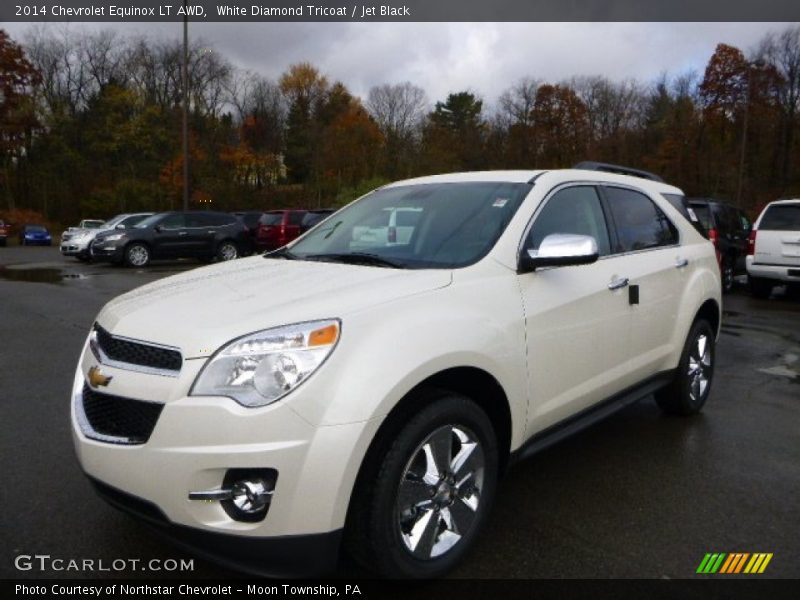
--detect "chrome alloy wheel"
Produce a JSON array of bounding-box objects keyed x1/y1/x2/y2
[
  {"x1": 127, "y1": 245, "x2": 149, "y2": 267},
  {"x1": 396, "y1": 425, "x2": 484, "y2": 560},
  {"x1": 688, "y1": 333, "x2": 712, "y2": 401},
  {"x1": 219, "y1": 242, "x2": 238, "y2": 261}
]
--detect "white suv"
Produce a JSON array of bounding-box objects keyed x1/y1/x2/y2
[
  {"x1": 71, "y1": 168, "x2": 721, "y2": 578},
  {"x1": 746, "y1": 199, "x2": 800, "y2": 298}
]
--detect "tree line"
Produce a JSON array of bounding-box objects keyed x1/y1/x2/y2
[{"x1": 1, "y1": 25, "x2": 799, "y2": 227}]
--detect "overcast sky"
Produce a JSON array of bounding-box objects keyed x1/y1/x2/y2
[{"x1": 4, "y1": 22, "x2": 791, "y2": 106}]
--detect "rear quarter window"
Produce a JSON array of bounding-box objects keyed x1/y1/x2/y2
[{"x1": 759, "y1": 204, "x2": 800, "y2": 231}]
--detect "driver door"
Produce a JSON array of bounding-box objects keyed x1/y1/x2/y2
[{"x1": 518, "y1": 184, "x2": 633, "y2": 435}]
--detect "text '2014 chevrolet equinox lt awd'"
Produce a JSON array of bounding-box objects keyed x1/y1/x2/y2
[{"x1": 72, "y1": 168, "x2": 721, "y2": 578}]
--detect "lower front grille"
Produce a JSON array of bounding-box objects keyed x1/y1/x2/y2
[{"x1": 80, "y1": 383, "x2": 163, "y2": 444}]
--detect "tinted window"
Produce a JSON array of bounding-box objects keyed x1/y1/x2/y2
[
  {"x1": 158, "y1": 214, "x2": 186, "y2": 229},
  {"x1": 259, "y1": 213, "x2": 283, "y2": 226},
  {"x1": 690, "y1": 205, "x2": 712, "y2": 230},
  {"x1": 288, "y1": 211, "x2": 306, "y2": 226},
  {"x1": 738, "y1": 211, "x2": 752, "y2": 232},
  {"x1": 26, "y1": 225, "x2": 46, "y2": 233},
  {"x1": 301, "y1": 212, "x2": 329, "y2": 227},
  {"x1": 759, "y1": 204, "x2": 800, "y2": 231},
  {"x1": 526, "y1": 186, "x2": 611, "y2": 256},
  {"x1": 605, "y1": 186, "x2": 678, "y2": 252},
  {"x1": 241, "y1": 213, "x2": 262, "y2": 228},
  {"x1": 119, "y1": 214, "x2": 149, "y2": 228}
]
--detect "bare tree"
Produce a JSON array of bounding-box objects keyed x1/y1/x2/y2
[
  {"x1": 497, "y1": 77, "x2": 540, "y2": 127},
  {"x1": 366, "y1": 82, "x2": 427, "y2": 142},
  {"x1": 757, "y1": 25, "x2": 800, "y2": 185}
]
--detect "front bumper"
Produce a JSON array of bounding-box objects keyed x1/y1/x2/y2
[
  {"x1": 746, "y1": 256, "x2": 800, "y2": 283},
  {"x1": 88, "y1": 476, "x2": 342, "y2": 576},
  {"x1": 61, "y1": 241, "x2": 91, "y2": 256},
  {"x1": 90, "y1": 240, "x2": 125, "y2": 262},
  {"x1": 71, "y1": 341, "x2": 376, "y2": 573}
]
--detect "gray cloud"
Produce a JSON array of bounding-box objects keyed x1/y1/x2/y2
[{"x1": 3, "y1": 21, "x2": 788, "y2": 105}]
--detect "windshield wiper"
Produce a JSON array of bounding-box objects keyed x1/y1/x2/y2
[
  {"x1": 303, "y1": 252, "x2": 406, "y2": 269},
  {"x1": 264, "y1": 247, "x2": 298, "y2": 260}
]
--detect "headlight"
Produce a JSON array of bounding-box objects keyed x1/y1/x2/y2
[
  {"x1": 191, "y1": 319, "x2": 340, "y2": 407},
  {"x1": 103, "y1": 233, "x2": 125, "y2": 242}
]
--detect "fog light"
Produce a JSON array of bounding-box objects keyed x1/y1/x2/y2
[{"x1": 188, "y1": 468, "x2": 278, "y2": 523}]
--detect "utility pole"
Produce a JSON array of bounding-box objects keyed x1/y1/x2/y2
[{"x1": 181, "y1": 1, "x2": 190, "y2": 211}]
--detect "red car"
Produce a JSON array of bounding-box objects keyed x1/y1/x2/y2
[
  {"x1": 255, "y1": 209, "x2": 307, "y2": 251},
  {"x1": 0, "y1": 219, "x2": 8, "y2": 246}
]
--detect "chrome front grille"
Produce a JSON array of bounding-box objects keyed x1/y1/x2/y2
[{"x1": 91, "y1": 323, "x2": 182, "y2": 376}]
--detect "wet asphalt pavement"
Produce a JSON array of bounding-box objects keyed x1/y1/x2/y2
[{"x1": 1, "y1": 246, "x2": 798, "y2": 579}]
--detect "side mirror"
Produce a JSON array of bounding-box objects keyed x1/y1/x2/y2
[
  {"x1": 518, "y1": 234, "x2": 599, "y2": 273},
  {"x1": 154, "y1": 225, "x2": 163, "y2": 233}
]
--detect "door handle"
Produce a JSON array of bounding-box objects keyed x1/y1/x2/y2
[
  {"x1": 178, "y1": 231, "x2": 188, "y2": 236},
  {"x1": 675, "y1": 258, "x2": 689, "y2": 269},
  {"x1": 608, "y1": 277, "x2": 629, "y2": 291}
]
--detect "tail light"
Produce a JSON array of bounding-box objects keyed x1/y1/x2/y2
[
  {"x1": 388, "y1": 226, "x2": 397, "y2": 243},
  {"x1": 708, "y1": 227, "x2": 718, "y2": 246},
  {"x1": 747, "y1": 230, "x2": 757, "y2": 256}
]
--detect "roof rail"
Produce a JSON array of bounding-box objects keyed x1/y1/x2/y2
[{"x1": 572, "y1": 161, "x2": 664, "y2": 183}]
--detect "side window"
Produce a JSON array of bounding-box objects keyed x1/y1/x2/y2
[
  {"x1": 159, "y1": 214, "x2": 185, "y2": 229},
  {"x1": 603, "y1": 187, "x2": 678, "y2": 252},
  {"x1": 185, "y1": 213, "x2": 209, "y2": 227},
  {"x1": 526, "y1": 186, "x2": 611, "y2": 256},
  {"x1": 288, "y1": 211, "x2": 306, "y2": 226}
]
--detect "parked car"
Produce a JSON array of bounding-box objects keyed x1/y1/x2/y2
[
  {"x1": 0, "y1": 219, "x2": 8, "y2": 246},
  {"x1": 61, "y1": 213, "x2": 153, "y2": 261},
  {"x1": 72, "y1": 167, "x2": 720, "y2": 578},
  {"x1": 90, "y1": 211, "x2": 248, "y2": 267},
  {"x1": 687, "y1": 198, "x2": 751, "y2": 293},
  {"x1": 254, "y1": 209, "x2": 307, "y2": 251},
  {"x1": 62, "y1": 219, "x2": 105, "y2": 240},
  {"x1": 19, "y1": 224, "x2": 52, "y2": 246},
  {"x1": 746, "y1": 199, "x2": 800, "y2": 298},
  {"x1": 299, "y1": 209, "x2": 336, "y2": 234},
  {"x1": 231, "y1": 211, "x2": 264, "y2": 255}
]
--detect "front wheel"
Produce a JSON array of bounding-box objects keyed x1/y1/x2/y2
[
  {"x1": 216, "y1": 240, "x2": 239, "y2": 262},
  {"x1": 346, "y1": 391, "x2": 498, "y2": 578},
  {"x1": 655, "y1": 319, "x2": 715, "y2": 416},
  {"x1": 124, "y1": 243, "x2": 150, "y2": 267}
]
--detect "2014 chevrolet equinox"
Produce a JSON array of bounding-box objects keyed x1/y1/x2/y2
[{"x1": 71, "y1": 168, "x2": 721, "y2": 578}]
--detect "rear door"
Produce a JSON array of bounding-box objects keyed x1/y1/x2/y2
[
  {"x1": 600, "y1": 185, "x2": 684, "y2": 384},
  {"x1": 754, "y1": 203, "x2": 800, "y2": 267}
]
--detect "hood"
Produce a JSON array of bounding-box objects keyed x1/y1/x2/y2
[{"x1": 97, "y1": 256, "x2": 452, "y2": 358}]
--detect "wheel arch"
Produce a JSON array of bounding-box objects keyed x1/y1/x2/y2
[{"x1": 694, "y1": 298, "x2": 721, "y2": 338}]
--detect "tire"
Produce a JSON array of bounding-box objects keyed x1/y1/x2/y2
[
  {"x1": 721, "y1": 257, "x2": 734, "y2": 294},
  {"x1": 749, "y1": 276, "x2": 773, "y2": 299},
  {"x1": 124, "y1": 242, "x2": 150, "y2": 267},
  {"x1": 655, "y1": 319, "x2": 715, "y2": 416},
  {"x1": 346, "y1": 390, "x2": 498, "y2": 578},
  {"x1": 216, "y1": 240, "x2": 239, "y2": 262}
]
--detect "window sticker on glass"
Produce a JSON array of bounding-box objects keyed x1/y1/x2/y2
[{"x1": 493, "y1": 198, "x2": 509, "y2": 208}]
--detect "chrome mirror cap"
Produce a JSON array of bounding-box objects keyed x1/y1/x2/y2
[{"x1": 519, "y1": 234, "x2": 599, "y2": 273}]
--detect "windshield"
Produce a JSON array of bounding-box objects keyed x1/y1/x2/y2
[
  {"x1": 83, "y1": 220, "x2": 105, "y2": 228},
  {"x1": 287, "y1": 182, "x2": 530, "y2": 269},
  {"x1": 26, "y1": 225, "x2": 46, "y2": 233}
]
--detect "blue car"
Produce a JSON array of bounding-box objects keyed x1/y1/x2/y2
[{"x1": 19, "y1": 224, "x2": 52, "y2": 246}]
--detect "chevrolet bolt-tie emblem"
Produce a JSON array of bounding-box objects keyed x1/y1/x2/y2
[{"x1": 88, "y1": 366, "x2": 112, "y2": 388}]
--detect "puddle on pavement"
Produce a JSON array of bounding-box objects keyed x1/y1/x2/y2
[{"x1": 0, "y1": 267, "x2": 88, "y2": 284}]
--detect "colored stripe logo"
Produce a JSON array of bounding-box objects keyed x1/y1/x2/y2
[{"x1": 697, "y1": 553, "x2": 773, "y2": 574}]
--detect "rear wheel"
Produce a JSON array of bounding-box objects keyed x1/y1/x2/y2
[
  {"x1": 655, "y1": 319, "x2": 715, "y2": 416},
  {"x1": 749, "y1": 276, "x2": 773, "y2": 299},
  {"x1": 124, "y1": 243, "x2": 150, "y2": 267},
  {"x1": 721, "y1": 257, "x2": 735, "y2": 293},
  {"x1": 346, "y1": 391, "x2": 498, "y2": 578},
  {"x1": 216, "y1": 240, "x2": 239, "y2": 262}
]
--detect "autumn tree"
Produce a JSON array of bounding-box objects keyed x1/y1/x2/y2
[
  {"x1": 0, "y1": 29, "x2": 41, "y2": 210},
  {"x1": 531, "y1": 84, "x2": 589, "y2": 167},
  {"x1": 497, "y1": 77, "x2": 540, "y2": 167}
]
